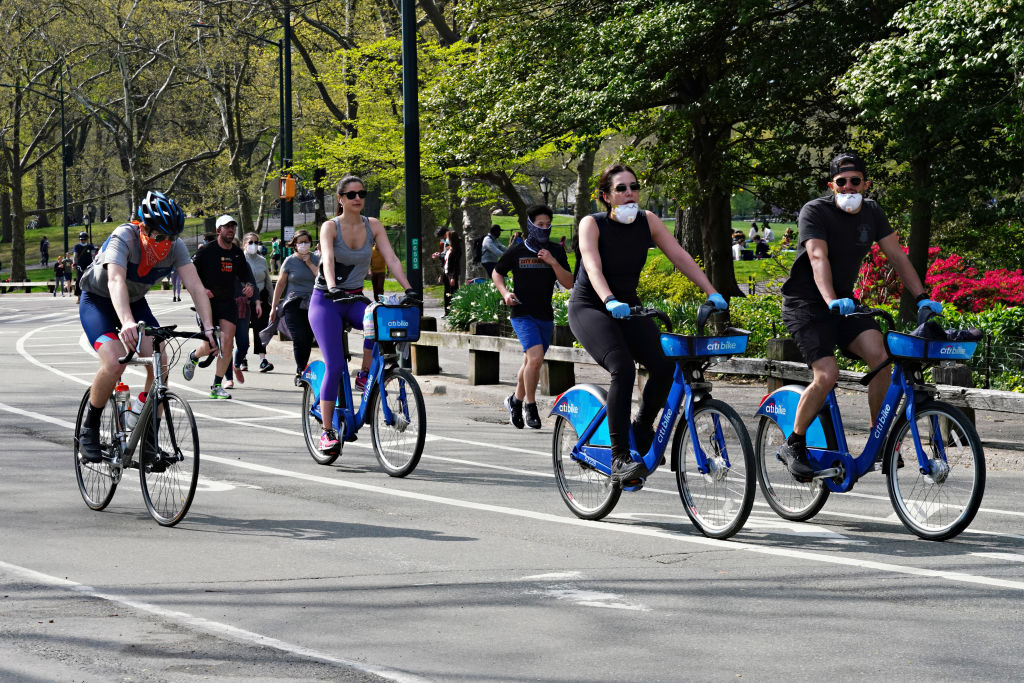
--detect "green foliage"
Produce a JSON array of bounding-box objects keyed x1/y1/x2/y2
[
  {"x1": 728, "y1": 295, "x2": 784, "y2": 359},
  {"x1": 444, "y1": 280, "x2": 508, "y2": 332},
  {"x1": 552, "y1": 289, "x2": 570, "y2": 326},
  {"x1": 636, "y1": 256, "x2": 703, "y2": 307}
]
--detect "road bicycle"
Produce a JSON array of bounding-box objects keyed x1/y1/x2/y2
[
  {"x1": 755, "y1": 306, "x2": 985, "y2": 540},
  {"x1": 298, "y1": 296, "x2": 426, "y2": 477},
  {"x1": 74, "y1": 322, "x2": 213, "y2": 526},
  {"x1": 550, "y1": 305, "x2": 756, "y2": 539}
]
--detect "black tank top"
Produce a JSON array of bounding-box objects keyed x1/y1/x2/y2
[{"x1": 572, "y1": 211, "x2": 651, "y2": 307}]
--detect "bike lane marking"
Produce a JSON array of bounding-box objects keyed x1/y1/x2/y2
[{"x1": 0, "y1": 559, "x2": 429, "y2": 683}]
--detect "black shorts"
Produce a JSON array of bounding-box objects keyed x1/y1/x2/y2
[
  {"x1": 782, "y1": 302, "x2": 880, "y2": 365},
  {"x1": 209, "y1": 296, "x2": 238, "y2": 325}
]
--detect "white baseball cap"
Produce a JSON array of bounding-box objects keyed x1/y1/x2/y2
[{"x1": 215, "y1": 214, "x2": 237, "y2": 229}]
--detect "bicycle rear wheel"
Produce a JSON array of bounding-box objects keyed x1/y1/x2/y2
[
  {"x1": 139, "y1": 391, "x2": 199, "y2": 527},
  {"x1": 74, "y1": 389, "x2": 118, "y2": 510},
  {"x1": 302, "y1": 383, "x2": 339, "y2": 465},
  {"x1": 675, "y1": 399, "x2": 756, "y2": 539},
  {"x1": 885, "y1": 401, "x2": 985, "y2": 541},
  {"x1": 755, "y1": 416, "x2": 829, "y2": 521},
  {"x1": 370, "y1": 368, "x2": 426, "y2": 477},
  {"x1": 552, "y1": 416, "x2": 620, "y2": 520}
]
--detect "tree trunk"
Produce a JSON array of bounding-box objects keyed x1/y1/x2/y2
[
  {"x1": 35, "y1": 170, "x2": 50, "y2": 228},
  {"x1": 0, "y1": 153, "x2": 11, "y2": 245},
  {"x1": 573, "y1": 142, "x2": 597, "y2": 255},
  {"x1": 901, "y1": 154, "x2": 933, "y2": 324},
  {"x1": 674, "y1": 205, "x2": 702, "y2": 257},
  {"x1": 691, "y1": 120, "x2": 741, "y2": 297},
  {"x1": 313, "y1": 168, "x2": 327, "y2": 224},
  {"x1": 461, "y1": 178, "x2": 491, "y2": 280}
]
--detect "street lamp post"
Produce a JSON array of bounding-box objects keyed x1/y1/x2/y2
[
  {"x1": 539, "y1": 175, "x2": 552, "y2": 207},
  {"x1": 0, "y1": 77, "x2": 71, "y2": 253}
]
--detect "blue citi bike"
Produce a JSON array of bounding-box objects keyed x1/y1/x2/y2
[
  {"x1": 298, "y1": 296, "x2": 427, "y2": 477},
  {"x1": 550, "y1": 305, "x2": 757, "y2": 539},
  {"x1": 755, "y1": 306, "x2": 985, "y2": 540}
]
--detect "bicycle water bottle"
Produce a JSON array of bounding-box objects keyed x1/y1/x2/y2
[
  {"x1": 114, "y1": 382, "x2": 130, "y2": 428},
  {"x1": 124, "y1": 392, "x2": 146, "y2": 430}
]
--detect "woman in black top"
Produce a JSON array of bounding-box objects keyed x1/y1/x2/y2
[{"x1": 569, "y1": 164, "x2": 727, "y2": 485}]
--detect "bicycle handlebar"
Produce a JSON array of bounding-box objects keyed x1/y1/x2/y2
[
  {"x1": 834, "y1": 304, "x2": 943, "y2": 332},
  {"x1": 628, "y1": 306, "x2": 673, "y2": 332},
  {"x1": 117, "y1": 322, "x2": 220, "y2": 364}
]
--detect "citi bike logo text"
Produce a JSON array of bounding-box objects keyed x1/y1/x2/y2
[
  {"x1": 387, "y1": 320, "x2": 410, "y2": 328},
  {"x1": 764, "y1": 403, "x2": 786, "y2": 416},
  {"x1": 558, "y1": 403, "x2": 579, "y2": 415},
  {"x1": 940, "y1": 344, "x2": 967, "y2": 355},
  {"x1": 874, "y1": 404, "x2": 891, "y2": 439},
  {"x1": 704, "y1": 340, "x2": 739, "y2": 352}
]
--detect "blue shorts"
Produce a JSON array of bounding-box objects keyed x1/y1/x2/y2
[
  {"x1": 80, "y1": 291, "x2": 159, "y2": 351},
  {"x1": 510, "y1": 315, "x2": 553, "y2": 352}
]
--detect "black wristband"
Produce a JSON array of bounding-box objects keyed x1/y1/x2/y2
[
  {"x1": 914, "y1": 292, "x2": 929, "y2": 304},
  {"x1": 603, "y1": 295, "x2": 616, "y2": 304}
]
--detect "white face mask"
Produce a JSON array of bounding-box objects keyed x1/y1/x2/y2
[
  {"x1": 245, "y1": 243, "x2": 258, "y2": 255},
  {"x1": 835, "y1": 193, "x2": 863, "y2": 214},
  {"x1": 610, "y1": 202, "x2": 639, "y2": 224},
  {"x1": 296, "y1": 243, "x2": 311, "y2": 254}
]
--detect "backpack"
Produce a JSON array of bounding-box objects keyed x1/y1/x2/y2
[{"x1": 471, "y1": 235, "x2": 484, "y2": 264}]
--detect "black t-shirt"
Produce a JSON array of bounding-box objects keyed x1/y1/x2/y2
[
  {"x1": 781, "y1": 195, "x2": 893, "y2": 307},
  {"x1": 495, "y1": 242, "x2": 570, "y2": 320},
  {"x1": 73, "y1": 242, "x2": 95, "y2": 271},
  {"x1": 572, "y1": 211, "x2": 652, "y2": 307},
  {"x1": 191, "y1": 241, "x2": 255, "y2": 300}
]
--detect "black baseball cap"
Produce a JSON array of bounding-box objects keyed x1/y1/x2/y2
[
  {"x1": 829, "y1": 153, "x2": 867, "y2": 178},
  {"x1": 79, "y1": 231, "x2": 88, "y2": 239}
]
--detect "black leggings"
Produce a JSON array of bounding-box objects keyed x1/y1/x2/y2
[
  {"x1": 283, "y1": 300, "x2": 315, "y2": 374},
  {"x1": 568, "y1": 300, "x2": 674, "y2": 456}
]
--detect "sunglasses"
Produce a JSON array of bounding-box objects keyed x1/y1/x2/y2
[
  {"x1": 147, "y1": 232, "x2": 171, "y2": 242},
  {"x1": 613, "y1": 182, "x2": 641, "y2": 193},
  {"x1": 833, "y1": 176, "x2": 864, "y2": 188},
  {"x1": 340, "y1": 189, "x2": 368, "y2": 199},
  {"x1": 245, "y1": 240, "x2": 260, "y2": 245}
]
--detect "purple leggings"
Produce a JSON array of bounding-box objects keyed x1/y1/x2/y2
[{"x1": 308, "y1": 288, "x2": 373, "y2": 403}]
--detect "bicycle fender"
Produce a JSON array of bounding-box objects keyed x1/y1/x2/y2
[
  {"x1": 300, "y1": 360, "x2": 326, "y2": 403},
  {"x1": 755, "y1": 384, "x2": 830, "y2": 448},
  {"x1": 550, "y1": 383, "x2": 611, "y2": 447}
]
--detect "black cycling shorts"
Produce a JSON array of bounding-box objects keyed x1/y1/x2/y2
[{"x1": 782, "y1": 302, "x2": 880, "y2": 365}]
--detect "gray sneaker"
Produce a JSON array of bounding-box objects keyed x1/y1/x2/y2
[
  {"x1": 209, "y1": 384, "x2": 232, "y2": 399},
  {"x1": 182, "y1": 352, "x2": 198, "y2": 381}
]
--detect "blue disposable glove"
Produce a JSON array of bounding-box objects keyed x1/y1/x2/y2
[
  {"x1": 917, "y1": 298, "x2": 942, "y2": 315},
  {"x1": 605, "y1": 298, "x2": 630, "y2": 319},
  {"x1": 707, "y1": 293, "x2": 728, "y2": 311},
  {"x1": 828, "y1": 298, "x2": 856, "y2": 316}
]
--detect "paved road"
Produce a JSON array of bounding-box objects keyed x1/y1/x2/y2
[{"x1": 2, "y1": 293, "x2": 1023, "y2": 681}]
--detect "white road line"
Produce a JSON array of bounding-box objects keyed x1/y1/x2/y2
[{"x1": 0, "y1": 560, "x2": 429, "y2": 683}]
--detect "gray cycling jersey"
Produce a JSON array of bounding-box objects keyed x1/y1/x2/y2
[{"x1": 79, "y1": 223, "x2": 191, "y2": 302}]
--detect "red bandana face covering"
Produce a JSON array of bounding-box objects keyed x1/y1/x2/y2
[{"x1": 136, "y1": 222, "x2": 173, "y2": 276}]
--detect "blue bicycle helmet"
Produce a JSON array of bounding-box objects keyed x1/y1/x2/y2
[{"x1": 137, "y1": 190, "x2": 184, "y2": 236}]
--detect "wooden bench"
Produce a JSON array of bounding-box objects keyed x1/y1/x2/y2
[
  {"x1": 411, "y1": 326, "x2": 590, "y2": 395},
  {"x1": 0, "y1": 281, "x2": 59, "y2": 294}
]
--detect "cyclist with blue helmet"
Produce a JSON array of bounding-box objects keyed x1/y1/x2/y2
[{"x1": 77, "y1": 190, "x2": 216, "y2": 463}]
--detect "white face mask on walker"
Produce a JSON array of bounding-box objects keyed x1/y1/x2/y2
[
  {"x1": 610, "y1": 203, "x2": 640, "y2": 224},
  {"x1": 834, "y1": 192, "x2": 863, "y2": 214}
]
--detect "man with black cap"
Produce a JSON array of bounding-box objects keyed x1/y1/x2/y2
[
  {"x1": 776, "y1": 152, "x2": 943, "y2": 480},
  {"x1": 72, "y1": 231, "x2": 97, "y2": 303}
]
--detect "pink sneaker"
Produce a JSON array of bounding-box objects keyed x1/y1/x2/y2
[
  {"x1": 355, "y1": 371, "x2": 369, "y2": 391},
  {"x1": 319, "y1": 428, "x2": 340, "y2": 454}
]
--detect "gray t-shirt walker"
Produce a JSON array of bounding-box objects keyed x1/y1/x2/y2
[
  {"x1": 280, "y1": 252, "x2": 321, "y2": 299},
  {"x1": 79, "y1": 223, "x2": 191, "y2": 302}
]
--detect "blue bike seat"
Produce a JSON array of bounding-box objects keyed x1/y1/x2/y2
[{"x1": 660, "y1": 332, "x2": 749, "y2": 359}]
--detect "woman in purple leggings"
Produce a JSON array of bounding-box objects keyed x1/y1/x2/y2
[{"x1": 308, "y1": 175, "x2": 418, "y2": 456}]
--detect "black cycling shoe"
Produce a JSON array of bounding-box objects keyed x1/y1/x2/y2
[
  {"x1": 524, "y1": 402, "x2": 542, "y2": 429},
  {"x1": 611, "y1": 454, "x2": 647, "y2": 486},
  {"x1": 778, "y1": 441, "x2": 816, "y2": 482},
  {"x1": 142, "y1": 438, "x2": 170, "y2": 473},
  {"x1": 78, "y1": 426, "x2": 104, "y2": 463},
  {"x1": 631, "y1": 420, "x2": 655, "y2": 456}
]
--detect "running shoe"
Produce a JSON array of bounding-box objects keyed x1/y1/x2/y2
[
  {"x1": 355, "y1": 371, "x2": 369, "y2": 391},
  {"x1": 504, "y1": 394, "x2": 524, "y2": 429},
  {"x1": 524, "y1": 402, "x2": 542, "y2": 429},
  {"x1": 611, "y1": 454, "x2": 646, "y2": 486},
  {"x1": 209, "y1": 384, "x2": 232, "y2": 399},
  {"x1": 182, "y1": 352, "x2": 198, "y2": 381},
  {"x1": 237, "y1": 359, "x2": 248, "y2": 372},
  {"x1": 223, "y1": 379, "x2": 234, "y2": 389},
  {"x1": 259, "y1": 359, "x2": 274, "y2": 373},
  {"x1": 320, "y1": 428, "x2": 340, "y2": 455},
  {"x1": 233, "y1": 364, "x2": 245, "y2": 384}
]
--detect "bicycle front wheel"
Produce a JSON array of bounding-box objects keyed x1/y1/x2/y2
[
  {"x1": 371, "y1": 368, "x2": 426, "y2": 477},
  {"x1": 552, "y1": 416, "x2": 620, "y2": 520},
  {"x1": 675, "y1": 400, "x2": 756, "y2": 538},
  {"x1": 74, "y1": 389, "x2": 118, "y2": 510},
  {"x1": 755, "y1": 416, "x2": 829, "y2": 521},
  {"x1": 302, "y1": 383, "x2": 339, "y2": 465},
  {"x1": 139, "y1": 391, "x2": 199, "y2": 527},
  {"x1": 886, "y1": 401, "x2": 985, "y2": 541}
]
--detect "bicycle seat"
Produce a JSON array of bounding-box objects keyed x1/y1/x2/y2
[{"x1": 660, "y1": 331, "x2": 749, "y2": 359}]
